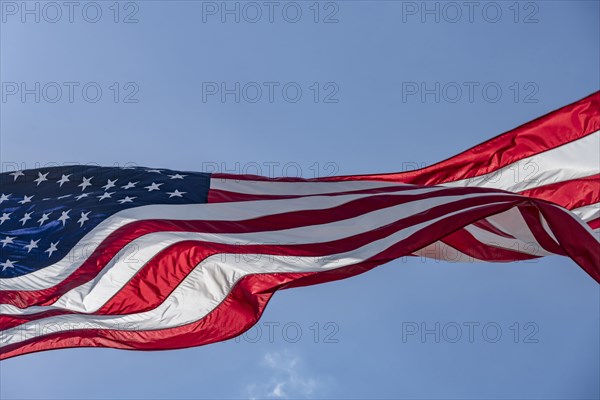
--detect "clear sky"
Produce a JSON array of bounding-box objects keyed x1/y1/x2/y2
[{"x1": 0, "y1": 1, "x2": 599, "y2": 399}]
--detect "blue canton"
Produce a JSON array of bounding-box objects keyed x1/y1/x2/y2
[{"x1": 0, "y1": 166, "x2": 210, "y2": 278}]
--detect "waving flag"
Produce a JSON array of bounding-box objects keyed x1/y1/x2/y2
[{"x1": 0, "y1": 92, "x2": 598, "y2": 360}]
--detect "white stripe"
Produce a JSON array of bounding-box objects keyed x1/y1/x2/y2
[
  {"x1": 571, "y1": 203, "x2": 600, "y2": 222},
  {"x1": 567, "y1": 203, "x2": 600, "y2": 243},
  {"x1": 463, "y1": 224, "x2": 552, "y2": 257},
  {"x1": 210, "y1": 179, "x2": 409, "y2": 196},
  {"x1": 0, "y1": 201, "x2": 512, "y2": 348},
  {"x1": 0, "y1": 186, "x2": 448, "y2": 291},
  {"x1": 1, "y1": 192, "x2": 514, "y2": 315},
  {"x1": 442, "y1": 131, "x2": 600, "y2": 193}
]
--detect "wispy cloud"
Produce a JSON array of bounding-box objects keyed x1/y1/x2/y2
[{"x1": 246, "y1": 350, "x2": 322, "y2": 399}]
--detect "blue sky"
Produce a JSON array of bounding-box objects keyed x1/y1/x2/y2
[{"x1": 0, "y1": 1, "x2": 599, "y2": 398}]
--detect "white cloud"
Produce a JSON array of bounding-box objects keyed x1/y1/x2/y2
[{"x1": 246, "y1": 350, "x2": 321, "y2": 399}]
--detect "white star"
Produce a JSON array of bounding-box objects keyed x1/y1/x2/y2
[
  {"x1": 167, "y1": 189, "x2": 186, "y2": 198},
  {"x1": 24, "y1": 239, "x2": 40, "y2": 253},
  {"x1": 37, "y1": 212, "x2": 51, "y2": 226},
  {"x1": 9, "y1": 171, "x2": 24, "y2": 181},
  {"x1": 169, "y1": 174, "x2": 187, "y2": 180},
  {"x1": 57, "y1": 194, "x2": 71, "y2": 199},
  {"x1": 0, "y1": 212, "x2": 11, "y2": 224},
  {"x1": 78, "y1": 177, "x2": 93, "y2": 191},
  {"x1": 45, "y1": 241, "x2": 59, "y2": 257},
  {"x1": 18, "y1": 195, "x2": 33, "y2": 204},
  {"x1": 117, "y1": 196, "x2": 136, "y2": 204},
  {"x1": 102, "y1": 179, "x2": 118, "y2": 190},
  {"x1": 75, "y1": 193, "x2": 90, "y2": 201},
  {"x1": 0, "y1": 236, "x2": 15, "y2": 247},
  {"x1": 145, "y1": 182, "x2": 163, "y2": 192},
  {"x1": 97, "y1": 191, "x2": 114, "y2": 201},
  {"x1": 19, "y1": 212, "x2": 33, "y2": 226},
  {"x1": 77, "y1": 211, "x2": 90, "y2": 227},
  {"x1": 57, "y1": 210, "x2": 71, "y2": 226},
  {"x1": 121, "y1": 181, "x2": 139, "y2": 189},
  {"x1": 1, "y1": 259, "x2": 15, "y2": 271},
  {"x1": 146, "y1": 169, "x2": 162, "y2": 174},
  {"x1": 56, "y1": 174, "x2": 71, "y2": 186},
  {"x1": 34, "y1": 171, "x2": 49, "y2": 186},
  {"x1": 0, "y1": 193, "x2": 11, "y2": 204}
]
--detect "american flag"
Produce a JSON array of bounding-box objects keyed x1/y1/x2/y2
[{"x1": 1, "y1": 92, "x2": 598, "y2": 360}]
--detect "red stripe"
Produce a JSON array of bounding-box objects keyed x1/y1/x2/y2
[
  {"x1": 518, "y1": 174, "x2": 600, "y2": 211},
  {"x1": 588, "y1": 218, "x2": 600, "y2": 230},
  {"x1": 207, "y1": 184, "x2": 420, "y2": 203},
  {"x1": 214, "y1": 92, "x2": 599, "y2": 186}
]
